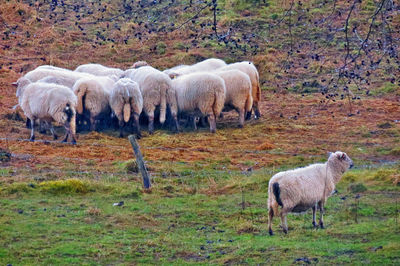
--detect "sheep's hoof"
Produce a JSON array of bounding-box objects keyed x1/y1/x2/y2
[
  {"x1": 269, "y1": 229, "x2": 274, "y2": 236},
  {"x1": 320, "y1": 223, "x2": 325, "y2": 229},
  {"x1": 238, "y1": 124, "x2": 244, "y2": 128},
  {"x1": 53, "y1": 135, "x2": 58, "y2": 140},
  {"x1": 71, "y1": 139, "x2": 77, "y2": 145},
  {"x1": 29, "y1": 136, "x2": 35, "y2": 142},
  {"x1": 136, "y1": 133, "x2": 142, "y2": 139},
  {"x1": 312, "y1": 221, "x2": 317, "y2": 228},
  {"x1": 283, "y1": 228, "x2": 288, "y2": 234},
  {"x1": 245, "y1": 112, "x2": 252, "y2": 120},
  {"x1": 119, "y1": 133, "x2": 124, "y2": 138}
]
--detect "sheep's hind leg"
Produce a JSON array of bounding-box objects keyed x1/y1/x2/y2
[
  {"x1": 312, "y1": 204, "x2": 317, "y2": 228},
  {"x1": 280, "y1": 208, "x2": 289, "y2": 234},
  {"x1": 29, "y1": 119, "x2": 35, "y2": 141},
  {"x1": 268, "y1": 208, "x2": 274, "y2": 235},
  {"x1": 133, "y1": 113, "x2": 142, "y2": 139},
  {"x1": 318, "y1": 201, "x2": 325, "y2": 229},
  {"x1": 238, "y1": 109, "x2": 245, "y2": 128},
  {"x1": 119, "y1": 120, "x2": 125, "y2": 138}
]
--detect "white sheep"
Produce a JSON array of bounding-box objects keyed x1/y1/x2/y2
[
  {"x1": 214, "y1": 70, "x2": 253, "y2": 127},
  {"x1": 219, "y1": 61, "x2": 261, "y2": 120},
  {"x1": 267, "y1": 151, "x2": 354, "y2": 235},
  {"x1": 171, "y1": 72, "x2": 226, "y2": 133},
  {"x1": 124, "y1": 65, "x2": 179, "y2": 134},
  {"x1": 75, "y1": 63, "x2": 124, "y2": 78},
  {"x1": 20, "y1": 81, "x2": 77, "y2": 143},
  {"x1": 23, "y1": 68, "x2": 92, "y2": 87},
  {"x1": 109, "y1": 78, "x2": 143, "y2": 138},
  {"x1": 163, "y1": 58, "x2": 227, "y2": 77},
  {"x1": 72, "y1": 76, "x2": 115, "y2": 131}
]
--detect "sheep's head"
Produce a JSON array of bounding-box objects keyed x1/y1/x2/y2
[{"x1": 328, "y1": 151, "x2": 354, "y2": 173}]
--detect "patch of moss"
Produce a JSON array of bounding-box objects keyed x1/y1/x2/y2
[{"x1": 39, "y1": 179, "x2": 89, "y2": 194}]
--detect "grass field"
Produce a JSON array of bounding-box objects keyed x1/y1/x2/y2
[{"x1": 1, "y1": 93, "x2": 399, "y2": 264}]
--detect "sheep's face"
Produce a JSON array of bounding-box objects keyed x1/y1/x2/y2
[{"x1": 329, "y1": 151, "x2": 354, "y2": 172}]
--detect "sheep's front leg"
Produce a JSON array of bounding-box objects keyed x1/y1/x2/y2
[
  {"x1": 318, "y1": 201, "x2": 325, "y2": 229},
  {"x1": 268, "y1": 208, "x2": 274, "y2": 235},
  {"x1": 29, "y1": 118, "x2": 35, "y2": 141},
  {"x1": 253, "y1": 103, "x2": 261, "y2": 119},
  {"x1": 312, "y1": 205, "x2": 317, "y2": 228},
  {"x1": 147, "y1": 111, "x2": 155, "y2": 134},
  {"x1": 208, "y1": 114, "x2": 217, "y2": 133},
  {"x1": 50, "y1": 125, "x2": 58, "y2": 140}
]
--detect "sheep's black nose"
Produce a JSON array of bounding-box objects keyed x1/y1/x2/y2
[{"x1": 350, "y1": 163, "x2": 354, "y2": 169}]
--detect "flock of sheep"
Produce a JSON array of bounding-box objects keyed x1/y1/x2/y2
[
  {"x1": 13, "y1": 58, "x2": 355, "y2": 235},
  {"x1": 13, "y1": 58, "x2": 261, "y2": 143}
]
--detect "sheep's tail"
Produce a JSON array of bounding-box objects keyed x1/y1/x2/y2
[
  {"x1": 212, "y1": 83, "x2": 226, "y2": 118},
  {"x1": 123, "y1": 103, "x2": 131, "y2": 123},
  {"x1": 272, "y1": 182, "x2": 283, "y2": 207},
  {"x1": 159, "y1": 82, "x2": 167, "y2": 124},
  {"x1": 74, "y1": 82, "x2": 88, "y2": 114},
  {"x1": 245, "y1": 89, "x2": 253, "y2": 113}
]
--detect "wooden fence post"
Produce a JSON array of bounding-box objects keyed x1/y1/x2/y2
[{"x1": 128, "y1": 135, "x2": 151, "y2": 189}]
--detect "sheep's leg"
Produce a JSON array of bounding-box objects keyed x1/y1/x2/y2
[
  {"x1": 29, "y1": 119, "x2": 35, "y2": 141},
  {"x1": 39, "y1": 120, "x2": 47, "y2": 134},
  {"x1": 50, "y1": 125, "x2": 58, "y2": 140},
  {"x1": 312, "y1": 205, "x2": 317, "y2": 228},
  {"x1": 62, "y1": 129, "x2": 70, "y2": 143},
  {"x1": 238, "y1": 109, "x2": 245, "y2": 128},
  {"x1": 173, "y1": 115, "x2": 180, "y2": 133},
  {"x1": 208, "y1": 114, "x2": 217, "y2": 133},
  {"x1": 253, "y1": 102, "x2": 261, "y2": 119},
  {"x1": 280, "y1": 208, "x2": 289, "y2": 234},
  {"x1": 245, "y1": 110, "x2": 252, "y2": 121},
  {"x1": 318, "y1": 201, "x2": 325, "y2": 229},
  {"x1": 89, "y1": 117, "x2": 96, "y2": 131},
  {"x1": 147, "y1": 110, "x2": 155, "y2": 134},
  {"x1": 119, "y1": 120, "x2": 124, "y2": 138},
  {"x1": 133, "y1": 113, "x2": 142, "y2": 139},
  {"x1": 268, "y1": 208, "x2": 274, "y2": 236},
  {"x1": 26, "y1": 118, "x2": 31, "y2": 129}
]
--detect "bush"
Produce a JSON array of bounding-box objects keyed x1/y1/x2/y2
[{"x1": 39, "y1": 179, "x2": 89, "y2": 194}]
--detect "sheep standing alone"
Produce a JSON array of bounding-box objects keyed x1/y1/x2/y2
[
  {"x1": 73, "y1": 76, "x2": 115, "y2": 131},
  {"x1": 20, "y1": 81, "x2": 77, "y2": 143},
  {"x1": 124, "y1": 65, "x2": 179, "y2": 134},
  {"x1": 163, "y1": 58, "x2": 227, "y2": 77},
  {"x1": 215, "y1": 70, "x2": 253, "y2": 127},
  {"x1": 267, "y1": 151, "x2": 354, "y2": 235},
  {"x1": 171, "y1": 72, "x2": 226, "y2": 133},
  {"x1": 75, "y1": 63, "x2": 124, "y2": 78},
  {"x1": 109, "y1": 78, "x2": 143, "y2": 138},
  {"x1": 219, "y1": 61, "x2": 261, "y2": 120}
]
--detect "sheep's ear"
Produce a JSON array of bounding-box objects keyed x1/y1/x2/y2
[
  {"x1": 337, "y1": 153, "x2": 345, "y2": 160},
  {"x1": 327, "y1": 152, "x2": 333, "y2": 158},
  {"x1": 12, "y1": 81, "x2": 18, "y2": 87},
  {"x1": 341, "y1": 153, "x2": 346, "y2": 160}
]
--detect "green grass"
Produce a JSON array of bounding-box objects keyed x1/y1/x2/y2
[{"x1": 0, "y1": 165, "x2": 399, "y2": 264}]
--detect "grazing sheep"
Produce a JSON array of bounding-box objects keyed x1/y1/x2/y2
[
  {"x1": 215, "y1": 70, "x2": 253, "y2": 127},
  {"x1": 75, "y1": 63, "x2": 124, "y2": 78},
  {"x1": 20, "y1": 81, "x2": 77, "y2": 143},
  {"x1": 23, "y1": 68, "x2": 92, "y2": 87},
  {"x1": 73, "y1": 76, "x2": 115, "y2": 131},
  {"x1": 37, "y1": 76, "x2": 77, "y2": 88},
  {"x1": 109, "y1": 78, "x2": 143, "y2": 138},
  {"x1": 163, "y1": 58, "x2": 227, "y2": 77},
  {"x1": 267, "y1": 151, "x2": 354, "y2": 235},
  {"x1": 124, "y1": 65, "x2": 179, "y2": 134},
  {"x1": 35, "y1": 65, "x2": 70, "y2": 71},
  {"x1": 131, "y1": 61, "x2": 149, "y2": 69},
  {"x1": 171, "y1": 72, "x2": 226, "y2": 133},
  {"x1": 219, "y1": 61, "x2": 261, "y2": 120}
]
